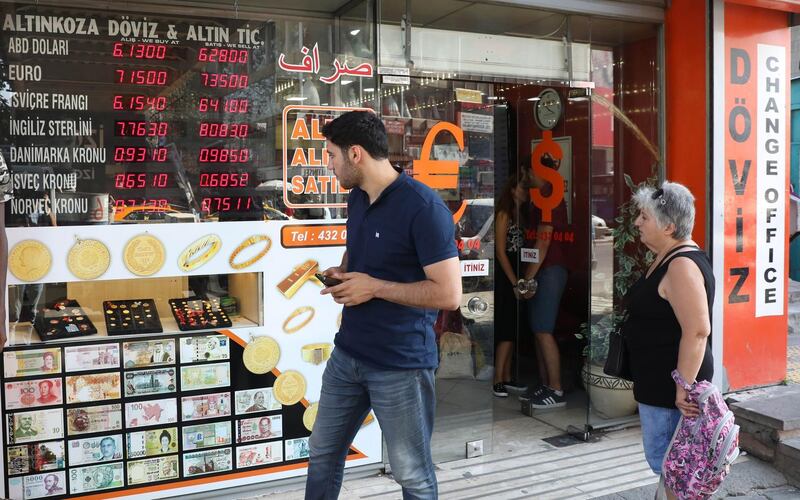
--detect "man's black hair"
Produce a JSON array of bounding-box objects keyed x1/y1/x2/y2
[{"x1": 321, "y1": 111, "x2": 388, "y2": 160}]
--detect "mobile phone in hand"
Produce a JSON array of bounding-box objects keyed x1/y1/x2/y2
[{"x1": 315, "y1": 272, "x2": 343, "y2": 287}]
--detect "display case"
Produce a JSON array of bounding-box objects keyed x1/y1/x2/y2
[{"x1": 0, "y1": 0, "x2": 381, "y2": 498}]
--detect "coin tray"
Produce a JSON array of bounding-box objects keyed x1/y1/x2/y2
[
  {"x1": 103, "y1": 299, "x2": 163, "y2": 336},
  {"x1": 168, "y1": 297, "x2": 232, "y2": 331},
  {"x1": 33, "y1": 299, "x2": 97, "y2": 341}
]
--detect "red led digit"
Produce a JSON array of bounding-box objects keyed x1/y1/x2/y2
[
  {"x1": 201, "y1": 72, "x2": 249, "y2": 89},
  {"x1": 113, "y1": 42, "x2": 167, "y2": 59},
  {"x1": 113, "y1": 147, "x2": 168, "y2": 163}
]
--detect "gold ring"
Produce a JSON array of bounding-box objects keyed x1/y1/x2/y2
[
  {"x1": 229, "y1": 235, "x2": 271, "y2": 270},
  {"x1": 283, "y1": 306, "x2": 315, "y2": 334},
  {"x1": 179, "y1": 234, "x2": 222, "y2": 272}
]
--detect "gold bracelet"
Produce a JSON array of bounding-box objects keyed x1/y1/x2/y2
[
  {"x1": 282, "y1": 306, "x2": 315, "y2": 334},
  {"x1": 229, "y1": 235, "x2": 272, "y2": 270},
  {"x1": 301, "y1": 343, "x2": 333, "y2": 365},
  {"x1": 179, "y1": 234, "x2": 222, "y2": 272}
]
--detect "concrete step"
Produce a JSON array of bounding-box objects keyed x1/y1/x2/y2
[
  {"x1": 789, "y1": 279, "x2": 800, "y2": 303},
  {"x1": 776, "y1": 437, "x2": 800, "y2": 488},
  {"x1": 729, "y1": 386, "x2": 800, "y2": 461},
  {"x1": 790, "y1": 302, "x2": 800, "y2": 336}
]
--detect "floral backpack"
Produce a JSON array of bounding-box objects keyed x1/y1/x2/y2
[{"x1": 662, "y1": 370, "x2": 740, "y2": 499}]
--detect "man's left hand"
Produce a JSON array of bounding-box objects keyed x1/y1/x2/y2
[{"x1": 320, "y1": 272, "x2": 381, "y2": 307}]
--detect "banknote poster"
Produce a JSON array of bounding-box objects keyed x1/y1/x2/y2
[
  {"x1": 183, "y1": 448, "x2": 233, "y2": 477},
  {"x1": 285, "y1": 437, "x2": 311, "y2": 461},
  {"x1": 4, "y1": 378, "x2": 63, "y2": 410},
  {"x1": 181, "y1": 392, "x2": 231, "y2": 421},
  {"x1": 67, "y1": 404, "x2": 123, "y2": 436},
  {"x1": 68, "y1": 435, "x2": 123, "y2": 466},
  {"x1": 69, "y1": 462, "x2": 124, "y2": 494},
  {"x1": 235, "y1": 388, "x2": 281, "y2": 415},
  {"x1": 8, "y1": 441, "x2": 65, "y2": 476},
  {"x1": 9, "y1": 471, "x2": 67, "y2": 499},
  {"x1": 180, "y1": 362, "x2": 230, "y2": 391},
  {"x1": 180, "y1": 335, "x2": 230, "y2": 363},
  {"x1": 7, "y1": 408, "x2": 63, "y2": 445},
  {"x1": 236, "y1": 441, "x2": 283, "y2": 468},
  {"x1": 125, "y1": 398, "x2": 178, "y2": 428},
  {"x1": 64, "y1": 343, "x2": 120, "y2": 372},
  {"x1": 236, "y1": 415, "x2": 283, "y2": 443},
  {"x1": 127, "y1": 455, "x2": 179, "y2": 485},
  {"x1": 65, "y1": 372, "x2": 122, "y2": 404},
  {"x1": 127, "y1": 427, "x2": 179, "y2": 458},
  {"x1": 3, "y1": 348, "x2": 61, "y2": 378},
  {"x1": 182, "y1": 422, "x2": 233, "y2": 451},
  {"x1": 123, "y1": 339, "x2": 176, "y2": 368},
  {"x1": 124, "y1": 367, "x2": 177, "y2": 397}
]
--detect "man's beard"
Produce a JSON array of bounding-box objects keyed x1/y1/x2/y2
[{"x1": 337, "y1": 157, "x2": 361, "y2": 190}]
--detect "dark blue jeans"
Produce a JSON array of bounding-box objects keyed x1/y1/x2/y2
[{"x1": 305, "y1": 347, "x2": 438, "y2": 499}]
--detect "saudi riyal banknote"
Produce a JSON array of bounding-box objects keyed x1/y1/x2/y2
[
  {"x1": 183, "y1": 448, "x2": 233, "y2": 477},
  {"x1": 180, "y1": 335, "x2": 230, "y2": 363},
  {"x1": 124, "y1": 368, "x2": 176, "y2": 397},
  {"x1": 9, "y1": 471, "x2": 67, "y2": 499},
  {"x1": 181, "y1": 392, "x2": 231, "y2": 421},
  {"x1": 127, "y1": 455, "x2": 179, "y2": 485},
  {"x1": 7, "y1": 408, "x2": 63, "y2": 445},
  {"x1": 5, "y1": 378, "x2": 62, "y2": 410},
  {"x1": 285, "y1": 437, "x2": 311, "y2": 461},
  {"x1": 67, "y1": 404, "x2": 123, "y2": 436},
  {"x1": 123, "y1": 339, "x2": 176, "y2": 368},
  {"x1": 182, "y1": 422, "x2": 232, "y2": 451},
  {"x1": 127, "y1": 427, "x2": 179, "y2": 458},
  {"x1": 236, "y1": 441, "x2": 283, "y2": 468},
  {"x1": 3, "y1": 348, "x2": 61, "y2": 378},
  {"x1": 235, "y1": 388, "x2": 281, "y2": 415},
  {"x1": 125, "y1": 398, "x2": 178, "y2": 428},
  {"x1": 180, "y1": 362, "x2": 230, "y2": 391},
  {"x1": 236, "y1": 415, "x2": 282, "y2": 443},
  {"x1": 69, "y1": 462, "x2": 124, "y2": 494},
  {"x1": 64, "y1": 343, "x2": 120, "y2": 372},
  {"x1": 65, "y1": 373, "x2": 121, "y2": 404},
  {"x1": 8, "y1": 441, "x2": 65, "y2": 475},
  {"x1": 68, "y1": 435, "x2": 123, "y2": 466}
]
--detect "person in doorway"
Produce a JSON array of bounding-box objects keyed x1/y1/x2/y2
[
  {"x1": 306, "y1": 111, "x2": 462, "y2": 499},
  {"x1": 518, "y1": 153, "x2": 570, "y2": 409},
  {"x1": 626, "y1": 182, "x2": 713, "y2": 499},
  {"x1": 493, "y1": 170, "x2": 531, "y2": 397}
]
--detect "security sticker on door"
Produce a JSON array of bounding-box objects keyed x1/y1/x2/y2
[
  {"x1": 461, "y1": 260, "x2": 489, "y2": 277},
  {"x1": 521, "y1": 248, "x2": 539, "y2": 263}
]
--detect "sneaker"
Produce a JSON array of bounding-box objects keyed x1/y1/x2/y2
[
  {"x1": 518, "y1": 385, "x2": 546, "y2": 402},
  {"x1": 492, "y1": 383, "x2": 508, "y2": 397},
  {"x1": 528, "y1": 387, "x2": 566, "y2": 409},
  {"x1": 503, "y1": 380, "x2": 528, "y2": 392}
]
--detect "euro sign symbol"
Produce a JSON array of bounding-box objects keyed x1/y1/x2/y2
[
  {"x1": 413, "y1": 122, "x2": 463, "y2": 190},
  {"x1": 530, "y1": 130, "x2": 565, "y2": 224}
]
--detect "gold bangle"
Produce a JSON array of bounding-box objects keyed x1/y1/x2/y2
[
  {"x1": 179, "y1": 234, "x2": 222, "y2": 272},
  {"x1": 229, "y1": 235, "x2": 271, "y2": 270},
  {"x1": 282, "y1": 306, "x2": 315, "y2": 334},
  {"x1": 301, "y1": 343, "x2": 333, "y2": 365}
]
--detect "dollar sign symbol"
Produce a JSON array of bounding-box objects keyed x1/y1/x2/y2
[{"x1": 529, "y1": 130, "x2": 565, "y2": 223}]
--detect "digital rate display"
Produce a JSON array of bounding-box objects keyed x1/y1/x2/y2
[{"x1": 1, "y1": 6, "x2": 268, "y2": 224}]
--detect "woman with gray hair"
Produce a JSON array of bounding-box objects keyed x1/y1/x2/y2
[{"x1": 624, "y1": 181, "x2": 714, "y2": 498}]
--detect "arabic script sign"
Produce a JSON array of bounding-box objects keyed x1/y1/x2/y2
[{"x1": 278, "y1": 43, "x2": 373, "y2": 84}]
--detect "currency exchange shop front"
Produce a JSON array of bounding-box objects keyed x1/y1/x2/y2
[{"x1": 0, "y1": 1, "x2": 382, "y2": 498}]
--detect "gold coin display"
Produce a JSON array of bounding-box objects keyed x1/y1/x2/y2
[
  {"x1": 273, "y1": 370, "x2": 306, "y2": 406},
  {"x1": 243, "y1": 336, "x2": 281, "y2": 375},
  {"x1": 303, "y1": 402, "x2": 318, "y2": 432},
  {"x1": 123, "y1": 234, "x2": 165, "y2": 276},
  {"x1": 9, "y1": 240, "x2": 52, "y2": 282},
  {"x1": 67, "y1": 239, "x2": 110, "y2": 280},
  {"x1": 178, "y1": 234, "x2": 222, "y2": 272}
]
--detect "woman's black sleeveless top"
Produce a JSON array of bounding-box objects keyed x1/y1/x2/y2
[{"x1": 623, "y1": 248, "x2": 715, "y2": 408}]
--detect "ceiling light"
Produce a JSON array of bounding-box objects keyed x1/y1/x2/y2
[
  {"x1": 350, "y1": 29, "x2": 361, "y2": 36},
  {"x1": 286, "y1": 96, "x2": 307, "y2": 101},
  {"x1": 341, "y1": 79, "x2": 354, "y2": 85},
  {"x1": 527, "y1": 97, "x2": 541, "y2": 101},
  {"x1": 363, "y1": 88, "x2": 374, "y2": 92}
]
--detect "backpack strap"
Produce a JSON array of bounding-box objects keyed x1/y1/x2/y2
[{"x1": 672, "y1": 369, "x2": 695, "y2": 390}]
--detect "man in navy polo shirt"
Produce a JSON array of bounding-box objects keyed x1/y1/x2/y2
[{"x1": 305, "y1": 111, "x2": 461, "y2": 499}]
